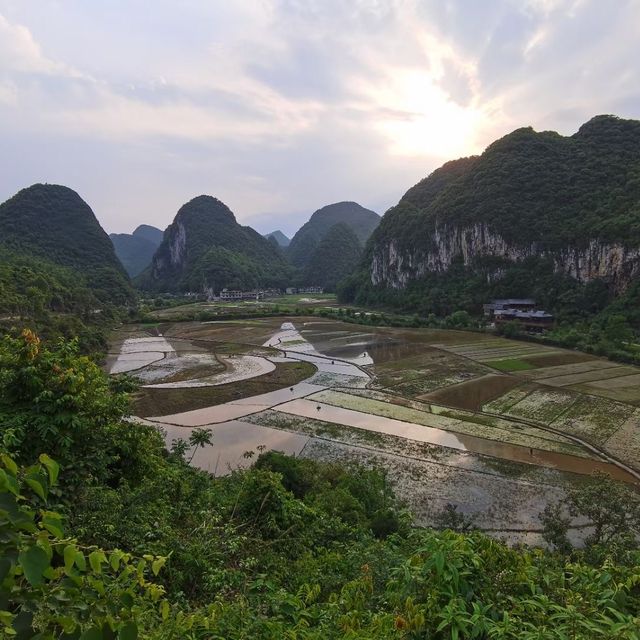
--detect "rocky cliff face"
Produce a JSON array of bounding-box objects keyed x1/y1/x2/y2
[
  {"x1": 365, "y1": 115, "x2": 640, "y2": 298},
  {"x1": 152, "y1": 219, "x2": 186, "y2": 275},
  {"x1": 371, "y1": 223, "x2": 640, "y2": 292},
  {"x1": 140, "y1": 195, "x2": 290, "y2": 292}
]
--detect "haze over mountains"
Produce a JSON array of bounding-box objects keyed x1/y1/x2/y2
[
  {"x1": 2, "y1": 115, "x2": 640, "y2": 314},
  {"x1": 263, "y1": 230, "x2": 290, "y2": 247},
  {"x1": 110, "y1": 225, "x2": 164, "y2": 277}
]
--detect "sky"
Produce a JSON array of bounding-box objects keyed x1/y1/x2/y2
[{"x1": 0, "y1": 0, "x2": 639, "y2": 236}]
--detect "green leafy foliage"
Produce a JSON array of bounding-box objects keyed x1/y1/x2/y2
[
  {"x1": 2, "y1": 334, "x2": 640, "y2": 638},
  {"x1": 0, "y1": 330, "x2": 155, "y2": 487},
  {"x1": 0, "y1": 454, "x2": 175, "y2": 639}
]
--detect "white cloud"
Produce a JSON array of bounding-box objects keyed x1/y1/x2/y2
[{"x1": 0, "y1": 1, "x2": 638, "y2": 233}]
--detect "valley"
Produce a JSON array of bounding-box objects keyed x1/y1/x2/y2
[{"x1": 110, "y1": 313, "x2": 640, "y2": 547}]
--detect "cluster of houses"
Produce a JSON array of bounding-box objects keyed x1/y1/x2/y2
[
  {"x1": 483, "y1": 298, "x2": 554, "y2": 331},
  {"x1": 212, "y1": 286, "x2": 324, "y2": 301}
]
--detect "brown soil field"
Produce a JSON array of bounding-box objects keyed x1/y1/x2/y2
[
  {"x1": 521, "y1": 352, "x2": 596, "y2": 368},
  {"x1": 420, "y1": 374, "x2": 523, "y2": 411},
  {"x1": 134, "y1": 361, "x2": 316, "y2": 417}
]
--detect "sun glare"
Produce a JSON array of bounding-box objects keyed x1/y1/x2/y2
[{"x1": 372, "y1": 70, "x2": 485, "y2": 159}]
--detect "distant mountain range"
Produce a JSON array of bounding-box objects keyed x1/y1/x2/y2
[
  {"x1": 263, "y1": 230, "x2": 290, "y2": 247},
  {"x1": 110, "y1": 225, "x2": 164, "y2": 277},
  {"x1": 138, "y1": 195, "x2": 292, "y2": 293}
]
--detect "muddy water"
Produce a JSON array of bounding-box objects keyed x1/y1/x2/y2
[
  {"x1": 158, "y1": 420, "x2": 309, "y2": 475},
  {"x1": 275, "y1": 399, "x2": 638, "y2": 483},
  {"x1": 301, "y1": 325, "x2": 418, "y2": 364}
]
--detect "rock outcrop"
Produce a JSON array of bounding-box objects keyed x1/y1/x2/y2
[{"x1": 366, "y1": 115, "x2": 640, "y2": 295}]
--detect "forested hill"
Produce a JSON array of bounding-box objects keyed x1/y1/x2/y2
[
  {"x1": 302, "y1": 223, "x2": 362, "y2": 291},
  {"x1": 287, "y1": 201, "x2": 380, "y2": 268},
  {"x1": 0, "y1": 184, "x2": 133, "y2": 305},
  {"x1": 139, "y1": 195, "x2": 292, "y2": 292},
  {"x1": 132, "y1": 224, "x2": 163, "y2": 245},
  {"x1": 351, "y1": 115, "x2": 640, "y2": 311},
  {"x1": 110, "y1": 224, "x2": 164, "y2": 277}
]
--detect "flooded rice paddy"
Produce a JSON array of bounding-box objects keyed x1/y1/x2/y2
[{"x1": 108, "y1": 317, "x2": 640, "y2": 540}]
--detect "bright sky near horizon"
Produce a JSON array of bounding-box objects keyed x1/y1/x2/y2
[{"x1": 0, "y1": 0, "x2": 638, "y2": 235}]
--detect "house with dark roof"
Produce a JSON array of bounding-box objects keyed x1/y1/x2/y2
[{"x1": 483, "y1": 299, "x2": 554, "y2": 331}]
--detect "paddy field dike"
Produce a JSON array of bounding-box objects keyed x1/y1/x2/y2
[{"x1": 107, "y1": 310, "x2": 640, "y2": 546}]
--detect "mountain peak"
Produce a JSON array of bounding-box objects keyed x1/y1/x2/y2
[
  {"x1": 177, "y1": 195, "x2": 237, "y2": 225},
  {"x1": 0, "y1": 183, "x2": 133, "y2": 303},
  {"x1": 288, "y1": 201, "x2": 380, "y2": 269},
  {"x1": 141, "y1": 195, "x2": 290, "y2": 292},
  {"x1": 264, "y1": 230, "x2": 290, "y2": 247}
]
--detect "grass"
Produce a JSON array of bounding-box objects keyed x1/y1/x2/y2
[
  {"x1": 133, "y1": 361, "x2": 316, "y2": 417},
  {"x1": 488, "y1": 358, "x2": 536, "y2": 372}
]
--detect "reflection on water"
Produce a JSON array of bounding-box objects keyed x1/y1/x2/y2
[
  {"x1": 301, "y1": 326, "x2": 418, "y2": 364},
  {"x1": 275, "y1": 399, "x2": 638, "y2": 484},
  {"x1": 158, "y1": 420, "x2": 309, "y2": 476}
]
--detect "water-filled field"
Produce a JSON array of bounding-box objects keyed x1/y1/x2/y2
[{"x1": 108, "y1": 317, "x2": 640, "y2": 544}]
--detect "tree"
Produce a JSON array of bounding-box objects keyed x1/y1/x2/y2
[
  {"x1": 603, "y1": 314, "x2": 634, "y2": 346},
  {"x1": 0, "y1": 330, "x2": 128, "y2": 485},
  {"x1": 0, "y1": 453, "x2": 178, "y2": 638}
]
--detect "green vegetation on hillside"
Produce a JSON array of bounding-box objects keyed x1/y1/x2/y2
[
  {"x1": 139, "y1": 195, "x2": 292, "y2": 292},
  {"x1": 0, "y1": 248, "x2": 120, "y2": 352},
  {"x1": 374, "y1": 115, "x2": 640, "y2": 254},
  {"x1": 0, "y1": 184, "x2": 133, "y2": 305},
  {"x1": 1, "y1": 331, "x2": 640, "y2": 638},
  {"x1": 288, "y1": 201, "x2": 380, "y2": 268},
  {"x1": 347, "y1": 116, "x2": 640, "y2": 330},
  {"x1": 302, "y1": 222, "x2": 362, "y2": 291}
]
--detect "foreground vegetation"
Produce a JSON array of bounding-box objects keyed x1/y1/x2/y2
[{"x1": 1, "y1": 330, "x2": 640, "y2": 638}]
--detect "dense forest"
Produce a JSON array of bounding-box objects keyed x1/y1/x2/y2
[
  {"x1": 2, "y1": 331, "x2": 639, "y2": 638},
  {"x1": 303, "y1": 223, "x2": 363, "y2": 291},
  {"x1": 139, "y1": 195, "x2": 292, "y2": 293},
  {"x1": 287, "y1": 201, "x2": 380, "y2": 269},
  {"x1": 371, "y1": 115, "x2": 640, "y2": 255},
  {"x1": 0, "y1": 184, "x2": 134, "y2": 305}
]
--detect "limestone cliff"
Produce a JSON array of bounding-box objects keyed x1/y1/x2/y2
[
  {"x1": 366, "y1": 115, "x2": 640, "y2": 296},
  {"x1": 138, "y1": 195, "x2": 291, "y2": 292}
]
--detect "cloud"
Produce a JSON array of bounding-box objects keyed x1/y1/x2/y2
[{"x1": 0, "y1": 0, "x2": 638, "y2": 234}]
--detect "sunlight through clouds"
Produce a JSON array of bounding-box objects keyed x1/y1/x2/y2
[{"x1": 0, "y1": 0, "x2": 638, "y2": 233}]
